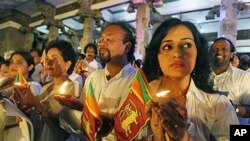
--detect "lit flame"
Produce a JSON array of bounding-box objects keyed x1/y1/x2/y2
[
  {"x1": 156, "y1": 90, "x2": 170, "y2": 97},
  {"x1": 15, "y1": 82, "x2": 22, "y2": 86},
  {"x1": 60, "y1": 81, "x2": 69, "y2": 94},
  {"x1": 85, "y1": 67, "x2": 88, "y2": 71}
]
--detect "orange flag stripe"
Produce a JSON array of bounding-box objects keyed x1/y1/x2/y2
[
  {"x1": 131, "y1": 69, "x2": 152, "y2": 104},
  {"x1": 85, "y1": 82, "x2": 100, "y2": 119}
]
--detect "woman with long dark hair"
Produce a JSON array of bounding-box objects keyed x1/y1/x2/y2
[{"x1": 143, "y1": 18, "x2": 238, "y2": 141}]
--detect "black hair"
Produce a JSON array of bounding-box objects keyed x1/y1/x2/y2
[
  {"x1": 45, "y1": 39, "x2": 76, "y2": 75},
  {"x1": 0, "y1": 56, "x2": 4, "y2": 67},
  {"x1": 77, "y1": 53, "x2": 86, "y2": 60},
  {"x1": 2, "y1": 60, "x2": 10, "y2": 66},
  {"x1": 103, "y1": 22, "x2": 136, "y2": 62},
  {"x1": 142, "y1": 18, "x2": 214, "y2": 93},
  {"x1": 239, "y1": 55, "x2": 250, "y2": 69},
  {"x1": 83, "y1": 43, "x2": 98, "y2": 55},
  {"x1": 29, "y1": 48, "x2": 42, "y2": 57},
  {"x1": 10, "y1": 51, "x2": 35, "y2": 79},
  {"x1": 210, "y1": 37, "x2": 236, "y2": 53}
]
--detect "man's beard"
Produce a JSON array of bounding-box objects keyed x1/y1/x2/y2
[
  {"x1": 100, "y1": 50, "x2": 111, "y2": 63},
  {"x1": 213, "y1": 57, "x2": 229, "y2": 67}
]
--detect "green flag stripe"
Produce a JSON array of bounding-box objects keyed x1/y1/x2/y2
[
  {"x1": 88, "y1": 82, "x2": 96, "y2": 99},
  {"x1": 15, "y1": 74, "x2": 19, "y2": 83},
  {"x1": 136, "y1": 72, "x2": 151, "y2": 103}
]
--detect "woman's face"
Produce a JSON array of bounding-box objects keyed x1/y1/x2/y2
[
  {"x1": 9, "y1": 54, "x2": 32, "y2": 79},
  {"x1": 45, "y1": 48, "x2": 69, "y2": 77},
  {"x1": 231, "y1": 54, "x2": 239, "y2": 67},
  {"x1": 157, "y1": 25, "x2": 197, "y2": 79},
  {"x1": 0, "y1": 64, "x2": 10, "y2": 77}
]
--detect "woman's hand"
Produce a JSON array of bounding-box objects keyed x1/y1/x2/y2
[
  {"x1": 54, "y1": 94, "x2": 83, "y2": 111},
  {"x1": 146, "y1": 101, "x2": 166, "y2": 141},
  {"x1": 13, "y1": 85, "x2": 39, "y2": 107},
  {"x1": 158, "y1": 101, "x2": 189, "y2": 141}
]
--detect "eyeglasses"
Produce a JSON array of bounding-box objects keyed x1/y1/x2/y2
[
  {"x1": 96, "y1": 35, "x2": 124, "y2": 45},
  {"x1": 96, "y1": 35, "x2": 113, "y2": 45}
]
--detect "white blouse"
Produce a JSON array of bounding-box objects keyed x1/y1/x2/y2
[{"x1": 186, "y1": 79, "x2": 239, "y2": 141}]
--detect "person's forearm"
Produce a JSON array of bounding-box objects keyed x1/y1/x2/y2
[
  {"x1": 70, "y1": 98, "x2": 83, "y2": 111},
  {"x1": 237, "y1": 105, "x2": 250, "y2": 118}
]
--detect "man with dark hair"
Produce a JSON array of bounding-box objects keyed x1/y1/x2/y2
[
  {"x1": 82, "y1": 22, "x2": 143, "y2": 140},
  {"x1": 56, "y1": 22, "x2": 147, "y2": 140},
  {"x1": 83, "y1": 43, "x2": 102, "y2": 74},
  {"x1": 29, "y1": 48, "x2": 42, "y2": 83},
  {"x1": 209, "y1": 37, "x2": 250, "y2": 124}
]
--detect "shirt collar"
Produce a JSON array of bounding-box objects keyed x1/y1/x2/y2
[
  {"x1": 84, "y1": 58, "x2": 96, "y2": 64},
  {"x1": 186, "y1": 79, "x2": 204, "y2": 101},
  {"x1": 211, "y1": 64, "x2": 233, "y2": 77},
  {"x1": 104, "y1": 63, "x2": 133, "y2": 78}
]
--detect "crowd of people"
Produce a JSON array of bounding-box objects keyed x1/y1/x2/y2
[{"x1": 0, "y1": 18, "x2": 250, "y2": 141}]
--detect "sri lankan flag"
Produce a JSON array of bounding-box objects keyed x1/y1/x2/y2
[
  {"x1": 81, "y1": 81, "x2": 102, "y2": 141},
  {"x1": 114, "y1": 68, "x2": 152, "y2": 141},
  {"x1": 14, "y1": 70, "x2": 27, "y2": 86}
]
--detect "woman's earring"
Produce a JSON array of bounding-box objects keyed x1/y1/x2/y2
[{"x1": 192, "y1": 70, "x2": 196, "y2": 76}]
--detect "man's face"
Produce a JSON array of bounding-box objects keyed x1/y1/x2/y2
[
  {"x1": 98, "y1": 25, "x2": 128, "y2": 63},
  {"x1": 85, "y1": 47, "x2": 95, "y2": 61},
  {"x1": 210, "y1": 39, "x2": 232, "y2": 67}
]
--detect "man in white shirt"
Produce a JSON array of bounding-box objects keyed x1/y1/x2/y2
[
  {"x1": 57, "y1": 22, "x2": 147, "y2": 140},
  {"x1": 209, "y1": 37, "x2": 250, "y2": 124},
  {"x1": 83, "y1": 43, "x2": 102, "y2": 74}
]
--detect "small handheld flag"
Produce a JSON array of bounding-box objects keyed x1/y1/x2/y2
[
  {"x1": 114, "y1": 68, "x2": 152, "y2": 140},
  {"x1": 14, "y1": 70, "x2": 27, "y2": 86},
  {"x1": 81, "y1": 81, "x2": 102, "y2": 141}
]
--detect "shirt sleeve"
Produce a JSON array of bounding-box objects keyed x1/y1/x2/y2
[
  {"x1": 239, "y1": 73, "x2": 250, "y2": 105},
  {"x1": 211, "y1": 95, "x2": 239, "y2": 141}
]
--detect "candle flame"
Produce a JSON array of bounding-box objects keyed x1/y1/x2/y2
[
  {"x1": 15, "y1": 82, "x2": 22, "y2": 86},
  {"x1": 60, "y1": 81, "x2": 69, "y2": 94},
  {"x1": 156, "y1": 90, "x2": 170, "y2": 97},
  {"x1": 85, "y1": 67, "x2": 88, "y2": 71}
]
